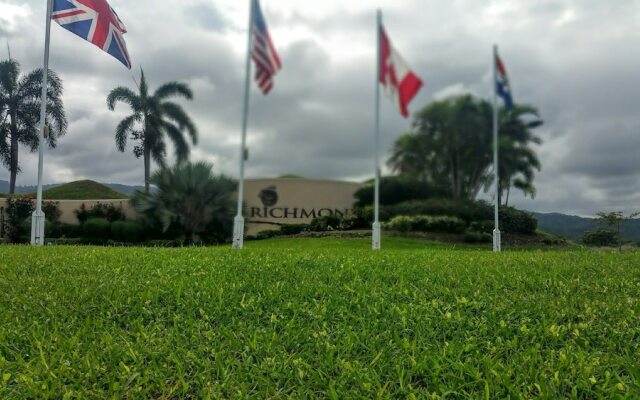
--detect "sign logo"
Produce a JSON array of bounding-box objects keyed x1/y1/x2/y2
[{"x1": 259, "y1": 186, "x2": 279, "y2": 207}]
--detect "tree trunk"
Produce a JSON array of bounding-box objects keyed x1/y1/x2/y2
[
  {"x1": 9, "y1": 112, "x2": 18, "y2": 194},
  {"x1": 505, "y1": 185, "x2": 511, "y2": 207},
  {"x1": 143, "y1": 146, "x2": 151, "y2": 194}
]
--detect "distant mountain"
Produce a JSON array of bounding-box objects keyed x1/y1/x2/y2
[
  {"x1": 0, "y1": 180, "x2": 60, "y2": 194},
  {"x1": 534, "y1": 212, "x2": 640, "y2": 243},
  {"x1": 1, "y1": 179, "x2": 142, "y2": 196}
]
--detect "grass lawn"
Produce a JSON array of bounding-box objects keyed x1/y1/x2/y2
[{"x1": 1, "y1": 238, "x2": 639, "y2": 398}]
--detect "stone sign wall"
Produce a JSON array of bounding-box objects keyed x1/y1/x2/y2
[{"x1": 0, "y1": 179, "x2": 363, "y2": 237}]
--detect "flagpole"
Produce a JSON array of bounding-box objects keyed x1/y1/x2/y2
[
  {"x1": 31, "y1": 0, "x2": 53, "y2": 246},
  {"x1": 492, "y1": 44, "x2": 501, "y2": 252},
  {"x1": 232, "y1": 0, "x2": 255, "y2": 250},
  {"x1": 372, "y1": 9, "x2": 382, "y2": 251}
]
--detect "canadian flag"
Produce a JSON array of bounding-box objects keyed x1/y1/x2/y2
[{"x1": 379, "y1": 26, "x2": 423, "y2": 118}]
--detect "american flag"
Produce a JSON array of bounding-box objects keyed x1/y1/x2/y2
[{"x1": 251, "y1": 0, "x2": 281, "y2": 95}]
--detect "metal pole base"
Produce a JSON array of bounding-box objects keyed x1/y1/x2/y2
[
  {"x1": 372, "y1": 222, "x2": 381, "y2": 251},
  {"x1": 31, "y1": 211, "x2": 46, "y2": 246},
  {"x1": 232, "y1": 216, "x2": 245, "y2": 250},
  {"x1": 493, "y1": 229, "x2": 501, "y2": 252}
]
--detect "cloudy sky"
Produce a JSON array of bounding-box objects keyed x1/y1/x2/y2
[{"x1": 1, "y1": 0, "x2": 640, "y2": 216}]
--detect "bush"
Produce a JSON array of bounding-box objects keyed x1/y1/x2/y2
[
  {"x1": 582, "y1": 229, "x2": 618, "y2": 247},
  {"x1": 75, "y1": 203, "x2": 126, "y2": 224},
  {"x1": 256, "y1": 230, "x2": 281, "y2": 240},
  {"x1": 59, "y1": 224, "x2": 82, "y2": 238},
  {"x1": 83, "y1": 218, "x2": 111, "y2": 239},
  {"x1": 386, "y1": 216, "x2": 413, "y2": 233},
  {"x1": 308, "y1": 215, "x2": 341, "y2": 232},
  {"x1": 386, "y1": 215, "x2": 466, "y2": 234},
  {"x1": 469, "y1": 220, "x2": 495, "y2": 234},
  {"x1": 132, "y1": 162, "x2": 235, "y2": 244},
  {"x1": 464, "y1": 231, "x2": 493, "y2": 243},
  {"x1": 354, "y1": 177, "x2": 447, "y2": 207},
  {"x1": 499, "y1": 207, "x2": 537, "y2": 235},
  {"x1": 111, "y1": 221, "x2": 146, "y2": 243},
  {"x1": 280, "y1": 224, "x2": 308, "y2": 236},
  {"x1": 5, "y1": 196, "x2": 35, "y2": 243},
  {"x1": 42, "y1": 201, "x2": 62, "y2": 223}
]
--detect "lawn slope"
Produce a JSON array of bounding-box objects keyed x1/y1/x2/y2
[
  {"x1": 41, "y1": 180, "x2": 128, "y2": 200},
  {"x1": 1, "y1": 244, "x2": 638, "y2": 398}
]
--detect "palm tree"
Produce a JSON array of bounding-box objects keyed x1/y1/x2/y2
[
  {"x1": 107, "y1": 70, "x2": 197, "y2": 193},
  {"x1": 497, "y1": 105, "x2": 543, "y2": 206},
  {"x1": 0, "y1": 59, "x2": 67, "y2": 193},
  {"x1": 132, "y1": 161, "x2": 236, "y2": 244}
]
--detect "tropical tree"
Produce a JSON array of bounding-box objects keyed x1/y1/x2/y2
[
  {"x1": 0, "y1": 59, "x2": 67, "y2": 193},
  {"x1": 107, "y1": 70, "x2": 197, "y2": 193},
  {"x1": 497, "y1": 105, "x2": 543, "y2": 206},
  {"x1": 388, "y1": 94, "x2": 543, "y2": 203},
  {"x1": 132, "y1": 161, "x2": 236, "y2": 244}
]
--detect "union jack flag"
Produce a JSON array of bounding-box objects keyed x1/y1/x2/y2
[
  {"x1": 52, "y1": 0, "x2": 131, "y2": 69},
  {"x1": 251, "y1": 0, "x2": 281, "y2": 95}
]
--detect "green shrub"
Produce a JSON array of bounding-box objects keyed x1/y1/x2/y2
[
  {"x1": 280, "y1": 224, "x2": 308, "y2": 236},
  {"x1": 83, "y1": 218, "x2": 111, "y2": 239},
  {"x1": 499, "y1": 207, "x2": 537, "y2": 235},
  {"x1": 256, "y1": 230, "x2": 281, "y2": 240},
  {"x1": 464, "y1": 231, "x2": 493, "y2": 243},
  {"x1": 582, "y1": 229, "x2": 618, "y2": 247},
  {"x1": 59, "y1": 224, "x2": 82, "y2": 238},
  {"x1": 354, "y1": 177, "x2": 447, "y2": 207},
  {"x1": 386, "y1": 216, "x2": 413, "y2": 233},
  {"x1": 469, "y1": 220, "x2": 495, "y2": 234},
  {"x1": 111, "y1": 221, "x2": 146, "y2": 243},
  {"x1": 386, "y1": 215, "x2": 466, "y2": 234},
  {"x1": 5, "y1": 196, "x2": 35, "y2": 243},
  {"x1": 308, "y1": 215, "x2": 341, "y2": 232},
  {"x1": 75, "y1": 203, "x2": 126, "y2": 224},
  {"x1": 42, "y1": 201, "x2": 62, "y2": 223}
]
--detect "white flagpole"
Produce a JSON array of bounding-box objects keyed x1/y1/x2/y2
[
  {"x1": 31, "y1": 0, "x2": 53, "y2": 246},
  {"x1": 232, "y1": 0, "x2": 255, "y2": 250},
  {"x1": 492, "y1": 44, "x2": 502, "y2": 252},
  {"x1": 372, "y1": 9, "x2": 382, "y2": 251}
]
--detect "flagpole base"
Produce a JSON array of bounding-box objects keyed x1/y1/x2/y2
[
  {"x1": 232, "y1": 216, "x2": 245, "y2": 250},
  {"x1": 372, "y1": 222, "x2": 381, "y2": 251},
  {"x1": 31, "y1": 211, "x2": 46, "y2": 246},
  {"x1": 493, "y1": 229, "x2": 501, "y2": 252}
]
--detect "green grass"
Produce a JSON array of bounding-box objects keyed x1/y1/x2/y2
[
  {"x1": 39, "y1": 180, "x2": 128, "y2": 200},
  {"x1": 1, "y1": 240, "x2": 639, "y2": 398}
]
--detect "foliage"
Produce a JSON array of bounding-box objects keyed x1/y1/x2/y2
[
  {"x1": 74, "y1": 202, "x2": 126, "y2": 224},
  {"x1": 353, "y1": 176, "x2": 446, "y2": 207},
  {"x1": 595, "y1": 211, "x2": 640, "y2": 251},
  {"x1": 386, "y1": 215, "x2": 467, "y2": 234},
  {"x1": 464, "y1": 230, "x2": 493, "y2": 243},
  {"x1": 4, "y1": 195, "x2": 34, "y2": 243},
  {"x1": 0, "y1": 58, "x2": 67, "y2": 193},
  {"x1": 82, "y1": 218, "x2": 111, "y2": 239},
  {"x1": 499, "y1": 207, "x2": 538, "y2": 235},
  {"x1": 111, "y1": 220, "x2": 146, "y2": 243},
  {"x1": 131, "y1": 161, "x2": 235, "y2": 244},
  {"x1": 107, "y1": 70, "x2": 197, "y2": 193},
  {"x1": 279, "y1": 224, "x2": 308, "y2": 236},
  {"x1": 388, "y1": 95, "x2": 542, "y2": 202},
  {"x1": 42, "y1": 180, "x2": 128, "y2": 200},
  {"x1": 42, "y1": 200, "x2": 61, "y2": 223},
  {"x1": 582, "y1": 228, "x2": 619, "y2": 247},
  {"x1": 1, "y1": 245, "x2": 639, "y2": 398}
]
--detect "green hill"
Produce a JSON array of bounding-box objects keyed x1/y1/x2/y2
[{"x1": 41, "y1": 180, "x2": 128, "y2": 200}]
